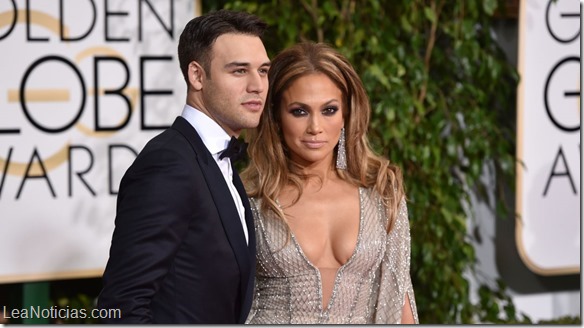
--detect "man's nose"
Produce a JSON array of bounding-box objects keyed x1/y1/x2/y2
[{"x1": 246, "y1": 71, "x2": 265, "y2": 94}]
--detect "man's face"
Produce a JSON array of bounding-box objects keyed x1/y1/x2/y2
[{"x1": 199, "y1": 33, "x2": 270, "y2": 136}]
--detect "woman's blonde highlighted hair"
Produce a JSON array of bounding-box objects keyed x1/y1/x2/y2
[{"x1": 242, "y1": 42, "x2": 404, "y2": 231}]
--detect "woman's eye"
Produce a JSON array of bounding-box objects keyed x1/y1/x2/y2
[
  {"x1": 322, "y1": 106, "x2": 339, "y2": 116},
  {"x1": 290, "y1": 108, "x2": 307, "y2": 117}
]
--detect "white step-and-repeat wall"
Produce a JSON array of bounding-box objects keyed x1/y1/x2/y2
[
  {"x1": 0, "y1": 0, "x2": 197, "y2": 282},
  {"x1": 516, "y1": 0, "x2": 580, "y2": 276}
]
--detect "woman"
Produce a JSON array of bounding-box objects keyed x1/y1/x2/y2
[{"x1": 242, "y1": 42, "x2": 418, "y2": 324}]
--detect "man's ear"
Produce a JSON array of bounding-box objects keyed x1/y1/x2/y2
[{"x1": 188, "y1": 61, "x2": 205, "y2": 91}]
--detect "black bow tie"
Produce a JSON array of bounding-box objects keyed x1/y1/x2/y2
[{"x1": 219, "y1": 136, "x2": 248, "y2": 162}]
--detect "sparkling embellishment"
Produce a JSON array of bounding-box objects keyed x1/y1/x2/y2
[
  {"x1": 336, "y1": 127, "x2": 347, "y2": 170},
  {"x1": 246, "y1": 188, "x2": 419, "y2": 324}
]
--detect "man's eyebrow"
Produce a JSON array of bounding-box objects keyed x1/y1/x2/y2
[
  {"x1": 224, "y1": 61, "x2": 271, "y2": 69},
  {"x1": 224, "y1": 62, "x2": 250, "y2": 69}
]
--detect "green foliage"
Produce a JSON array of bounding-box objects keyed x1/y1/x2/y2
[
  {"x1": 538, "y1": 316, "x2": 582, "y2": 325},
  {"x1": 476, "y1": 280, "x2": 532, "y2": 324},
  {"x1": 210, "y1": 0, "x2": 528, "y2": 324},
  {"x1": 52, "y1": 293, "x2": 99, "y2": 324}
]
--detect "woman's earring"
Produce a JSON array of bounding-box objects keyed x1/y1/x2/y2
[{"x1": 336, "y1": 127, "x2": 347, "y2": 170}]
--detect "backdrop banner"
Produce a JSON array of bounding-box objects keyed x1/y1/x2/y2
[
  {"x1": 516, "y1": 0, "x2": 580, "y2": 275},
  {"x1": 0, "y1": 0, "x2": 196, "y2": 283}
]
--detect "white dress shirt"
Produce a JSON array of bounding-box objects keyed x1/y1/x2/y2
[{"x1": 181, "y1": 104, "x2": 249, "y2": 244}]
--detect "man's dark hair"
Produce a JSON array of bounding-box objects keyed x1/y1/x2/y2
[{"x1": 178, "y1": 9, "x2": 267, "y2": 83}]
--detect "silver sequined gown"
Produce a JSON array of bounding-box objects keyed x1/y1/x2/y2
[{"x1": 246, "y1": 187, "x2": 419, "y2": 324}]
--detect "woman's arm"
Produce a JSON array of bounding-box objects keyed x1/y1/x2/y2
[{"x1": 401, "y1": 293, "x2": 416, "y2": 324}]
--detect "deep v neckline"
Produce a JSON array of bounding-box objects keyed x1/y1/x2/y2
[{"x1": 279, "y1": 187, "x2": 364, "y2": 317}]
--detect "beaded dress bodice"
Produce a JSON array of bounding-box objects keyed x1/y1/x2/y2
[{"x1": 246, "y1": 188, "x2": 418, "y2": 324}]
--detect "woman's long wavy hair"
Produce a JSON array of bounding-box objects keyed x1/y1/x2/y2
[{"x1": 241, "y1": 42, "x2": 404, "y2": 232}]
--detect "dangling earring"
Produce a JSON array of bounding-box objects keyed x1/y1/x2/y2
[{"x1": 336, "y1": 127, "x2": 347, "y2": 170}]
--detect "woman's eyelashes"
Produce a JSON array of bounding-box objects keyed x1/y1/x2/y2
[
  {"x1": 288, "y1": 106, "x2": 340, "y2": 117},
  {"x1": 289, "y1": 108, "x2": 307, "y2": 117},
  {"x1": 322, "y1": 106, "x2": 339, "y2": 116}
]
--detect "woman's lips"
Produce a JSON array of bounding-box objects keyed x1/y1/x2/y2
[{"x1": 302, "y1": 140, "x2": 326, "y2": 149}]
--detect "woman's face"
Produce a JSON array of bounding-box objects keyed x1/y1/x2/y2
[{"x1": 279, "y1": 73, "x2": 345, "y2": 168}]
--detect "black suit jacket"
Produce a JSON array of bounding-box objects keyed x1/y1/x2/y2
[{"x1": 98, "y1": 117, "x2": 256, "y2": 324}]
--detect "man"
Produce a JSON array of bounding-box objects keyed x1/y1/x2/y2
[{"x1": 97, "y1": 9, "x2": 270, "y2": 323}]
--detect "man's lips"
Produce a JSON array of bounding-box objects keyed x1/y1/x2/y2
[{"x1": 242, "y1": 100, "x2": 263, "y2": 111}]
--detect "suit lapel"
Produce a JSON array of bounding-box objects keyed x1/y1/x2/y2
[
  {"x1": 231, "y1": 167, "x2": 256, "y2": 323},
  {"x1": 171, "y1": 117, "x2": 252, "y2": 300},
  {"x1": 232, "y1": 167, "x2": 255, "y2": 253}
]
